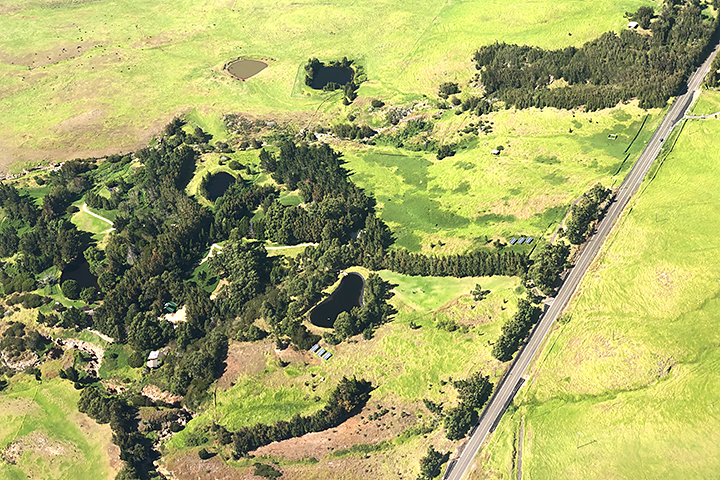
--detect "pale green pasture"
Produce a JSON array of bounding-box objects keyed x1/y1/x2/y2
[
  {"x1": 170, "y1": 270, "x2": 521, "y2": 454},
  {"x1": 343, "y1": 103, "x2": 661, "y2": 252},
  {"x1": 0, "y1": 0, "x2": 653, "y2": 164},
  {"x1": 0, "y1": 375, "x2": 117, "y2": 480},
  {"x1": 477, "y1": 93, "x2": 720, "y2": 480}
]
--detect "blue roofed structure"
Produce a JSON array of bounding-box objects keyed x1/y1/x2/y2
[
  {"x1": 317, "y1": 348, "x2": 326, "y2": 356},
  {"x1": 509, "y1": 238, "x2": 517, "y2": 245},
  {"x1": 310, "y1": 344, "x2": 320, "y2": 352},
  {"x1": 322, "y1": 352, "x2": 332, "y2": 360},
  {"x1": 525, "y1": 237, "x2": 533, "y2": 244},
  {"x1": 518, "y1": 237, "x2": 525, "y2": 243}
]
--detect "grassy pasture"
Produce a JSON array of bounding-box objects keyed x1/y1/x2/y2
[
  {"x1": 167, "y1": 270, "x2": 521, "y2": 456},
  {"x1": 0, "y1": 374, "x2": 118, "y2": 480},
  {"x1": 0, "y1": 0, "x2": 653, "y2": 166},
  {"x1": 473, "y1": 93, "x2": 720, "y2": 479},
  {"x1": 343, "y1": 103, "x2": 661, "y2": 252}
]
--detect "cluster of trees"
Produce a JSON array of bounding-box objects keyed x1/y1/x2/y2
[
  {"x1": 232, "y1": 376, "x2": 371, "y2": 456},
  {"x1": 474, "y1": 1, "x2": 718, "y2": 110},
  {"x1": 491, "y1": 297, "x2": 542, "y2": 361},
  {"x1": 78, "y1": 386, "x2": 157, "y2": 480},
  {"x1": 332, "y1": 123, "x2": 376, "y2": 140},
  {"x1": 0, "y1": 321, "x2": 51, "y2": 357},
  {"x1": 259, "y1": 142, "x2": 375, "y2": 244},
  {"x1": 417, "y1": 445, "x2": 451, "y2": 480},
  {"x1": 528, "y1": 243, "x2": 570, "y2": 295},
  {"x1": 705, "y1": 48, "x2": 720, "y2": 88},
  {"x1": 326, "y1": 274, "x2": 396, "y2": 342},
  {"x1": 376, "y1": 248, "x2": 528, "y2": 278},
  {"x1": 565, "y1": 184, "x2": 612, "y2": 244},
  {"x1": 443, "y1": 372, "x2": 493, "y2": 440}
]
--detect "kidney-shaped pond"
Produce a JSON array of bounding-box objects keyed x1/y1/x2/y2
[
  {"x1": 206, "y1": 171, "x2": 236, "y2": 201},
  {"x1": 227, "y1": 59, "x2": 268, "y2": 80},
  {"x1": 309, "y1": 272, "x2": 364, "y2": 328}
]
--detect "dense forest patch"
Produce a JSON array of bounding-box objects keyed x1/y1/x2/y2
[{"x1": 474, "y1": 1, "x2": 718, "y2": 110}]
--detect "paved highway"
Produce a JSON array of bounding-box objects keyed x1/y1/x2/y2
[{"x1": 444, "y1": 38, "x2": 720, "y2": 480}]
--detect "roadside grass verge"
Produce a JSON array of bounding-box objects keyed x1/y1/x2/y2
[{"x1": 475, "y1": 92, "x2": 720, "y2": 480}]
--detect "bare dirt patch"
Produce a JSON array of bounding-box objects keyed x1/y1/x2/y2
[
  {"x1": 218, "y1": 340, "x2": 274, "y2": 389},
  {"x1": 142, "y1": 384, "x2": 183, "y2": 405},
  {"x1": 0, "y1": 41, "x2": 102, "y2": 69},
  {"x1": 250, "y1": 402, "x2": 417, "y2": 461},
  {"x1": 1, "y1": 431, "x2": 73, "y2": 464}
]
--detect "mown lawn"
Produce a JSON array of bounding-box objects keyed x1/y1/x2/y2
[{"x1": 474, "y1": 92, "x2": 720, "y2": 480}]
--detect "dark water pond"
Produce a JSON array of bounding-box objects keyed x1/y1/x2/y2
[
  {"x1": 206, "y1": 171, "x2": 236, "y2": 201},
  {"x1": 227, "y1": 59, "x2": 268, "y2": 80},
  {"x1": 60, "y1": 260, "x2": 98, "y2": 290},
  {"x1": 311, "y1": 66, "x2": 353, "y2": 90},
  {"x1": 309, "y1": 272, "x2": 364, "y2": 328}
]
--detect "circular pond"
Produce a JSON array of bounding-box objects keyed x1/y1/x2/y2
[
  {"x1": 310, "y1": 66, "x2": 353, "y2": 90},
  {"x1": 206, "y1": 171, "x2": 236, "y2": 201},
  {"x1": 227, "y1": 59, "x2": 268, "y2": 80},
  {"x1": 309, "y1": 272, "x2": 365, "y2": 328}
]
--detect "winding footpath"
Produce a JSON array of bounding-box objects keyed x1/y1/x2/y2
[
  {"x1": 444, "y1": 39, "x2": 720, "y2": 480},
  {"x1": 81, "y1": 203, "x2": 115, "y2": 233}
]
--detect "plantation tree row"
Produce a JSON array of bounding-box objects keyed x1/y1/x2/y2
[{"x1": 473, "y1": 0, "x2": 719, "y2": 111}]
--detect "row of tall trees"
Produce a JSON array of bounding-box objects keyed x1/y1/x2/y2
[
  {"x1": 232, "y1": 376, "x2": 371, "y2": 456},
  {"x1": 475, "y1": 1, "x2": 718, "y2": 110},
  {"x1": 564, "y1": 184, "x2": 612, "y2": 244},
  {"x1": 491, "y1": 297, "x2": 542, "y2": 361}
]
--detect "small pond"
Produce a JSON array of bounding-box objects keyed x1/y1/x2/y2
[
  {"x1": 206, "y1": 171, "x2": 236, "y2": 201},
  {"x1": 60, "y1": 260, "x2": 98, "y2": 290},
  {"x1": 310, "y1": 66, "x2": 353, "y2": 90},
  {"x1": 309, "y1": 272, "x2": 364, "y2": 328},
  {"x1": 227, "y1": 59, "x2": 268, "y2": 80}
]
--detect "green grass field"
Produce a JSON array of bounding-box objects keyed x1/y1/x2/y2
[
  {"x1": 474, "y1": 92, "x2": 720, "y2": 479},
  {"x1": 168, "y1": 270, "x2": 522, "y2": 455},
  {"x1": 0, "y1": 0, "x2": 653, "y2": 166},
  {"x1": 343, "y1": 103, "x2": 661, "y2": 252},
  {"x1": 0, "y1": 373, "x2": 118, "y2": 480}
]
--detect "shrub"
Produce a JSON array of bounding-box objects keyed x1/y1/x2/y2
[
  {"x1": 438, "y1": 82, "x2": 460, "y2": 99},
  {"x1": 198, "y1": 448, "x2": 214, "y2": 460},
  {"x1": 253, "y1": 463, "x2": 282, "y2": 479},
  {"x1": 61, "y1": 279, "x2": 80, "y2": 300},
  {"x1": 371, "y1": 99, "x2": 385, "y2": 108},
  {"x1": 127, "y1": 351, "x2": 145, "y2": 369},
  {"x1": 228, "y1": 160, "x2": 242, "y2": 170}
]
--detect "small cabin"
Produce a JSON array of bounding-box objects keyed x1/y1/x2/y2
[
  {"x1": 147, "y1": 350, "x2": 165, "y2": 369},
  {"x1": 491, "y1": 149, "x2": 500, "y2": 155},
  {"x1": 627, "y1": 21, "x2": 639, "y2": 29}
]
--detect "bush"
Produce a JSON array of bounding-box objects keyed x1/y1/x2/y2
[
  {"x1": 80, "y1": 287, "x2": 97, "y2": 304},
  {"x1": 253, "y1": 463, "x2": 282, "y2": 479},
  {"x1": 127, "y1": 351, "x2": 145, "y2": 368},
  {"x1": 61, "y1": 279, "x2": 80, "y2": 300},
  {"x1": 438, "y1": 82, "x2": 460, "y2": 99},
  {"x1": 371, "y1": 99, "x2": 385, "y2": 108},
  {"x1": 228, "y1": 160, "x2": 242, "y2": 170},
  {"x1": 198, "y1": 448, "x2": 214, "y2": 460}
]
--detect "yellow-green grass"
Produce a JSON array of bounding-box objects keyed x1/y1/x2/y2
[
  {"x1": 477, "y1": 93, "x2": 720, "y2": 479},
  {"x1": 689, "y1": 89, "x2": 720, "y2": 115},
  {"x1": 170, "y1": 270, "x2": 521, "y2": 455},
  {"x1": 342, "y1": 103, "x2": 662, "y2": 252},
  {"x1": 0, "y1": 0, "x2": 653, "y2": 166},
  {"x1": 0, "y1": 374, "x2": 118, "y2": 480}
]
